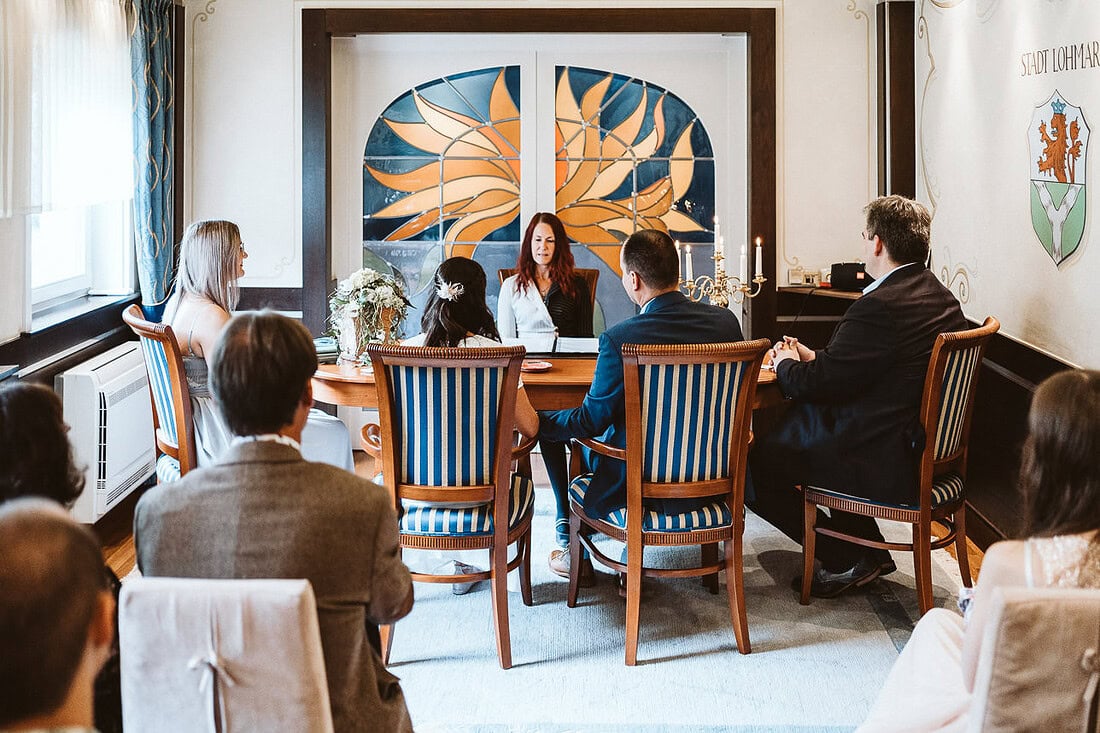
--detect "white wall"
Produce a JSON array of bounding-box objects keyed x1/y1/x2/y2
[
  {"x1": 917, "y1": 0, "x2": 1099, "y2": 367},
  {"x1": 185, "y1": 0, "x2": 877, "y2": 299}
]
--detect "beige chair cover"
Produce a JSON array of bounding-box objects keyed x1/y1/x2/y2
[{"x1": 118, "y1": 577, "x2": 333, "y2": 733}]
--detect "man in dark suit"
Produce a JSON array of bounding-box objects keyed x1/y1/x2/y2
[
  {"x1": 135, "y1": 312, "x2": 414, "y2": 733},
  {"x1": 539, "y1": 229, "x2": 744, "y2": 579},
  {"x1": 749, "y1": 195, "x2": 967, "y2": 598}
]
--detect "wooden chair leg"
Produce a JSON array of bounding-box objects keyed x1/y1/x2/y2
[
  {"x1": 800, "y1": 496, "x2": 818, "y2": 606},
  {"x1": 914, "y1": 522, "x2": 934, "y2": 616},
  {"x1": 953, "y1": 506, "x2": 973, "y2": 588},
  {"x1": 566, "y1": 510, "x2": 583, "y2": 608},
  {"x1": 624, "y1": 537, "x2": 644, "y2": 666},
  {"x1": 519, "y1": 526, "x2": 533, "y2": 607},
  {"x1": 725, "y1": 528, "x2": 751, "y2": 655},
  {"x1": 380, "y1": 623, "x2": 394, "y2": 665},
  {"x1": 489, "y1": 544, "x2": 512, "y2": 669},
  {"x1": 701, "y1": 542, "x2": 720, "y2": 594}
]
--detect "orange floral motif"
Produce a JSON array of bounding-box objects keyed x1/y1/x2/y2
[
  {"x1": 555, "y1": 69, "x2": 705, "y2": 262},
  {"x1": 365, "y1": 69, "x2": 520, "y2": 245}
]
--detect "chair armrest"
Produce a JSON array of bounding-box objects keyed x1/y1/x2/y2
[
  {"x1": 575, "y1": 437, "x2": 626, "y2": 462},
  {"x1": 511, "y1": 433, "x2": 537, "y2": 460},
  {"x1": 360, "y1": 423, "x2": 382, "y2": 458}
]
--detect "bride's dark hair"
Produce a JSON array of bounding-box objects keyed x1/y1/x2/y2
[
  {"x1": 1020, "y1": 369, "x2": 1100, "y2": 539},
  {"x1": 420, "y1": 257, "x2": 501, "y2": 347}
]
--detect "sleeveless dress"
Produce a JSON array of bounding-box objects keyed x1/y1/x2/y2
[{"x1": 858, "y1": 533, "x2": 1100, "y2": 732}]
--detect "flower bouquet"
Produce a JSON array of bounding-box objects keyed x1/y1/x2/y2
[{"x1": 329, "y1": 268, "x2": 411, "y2": 364}]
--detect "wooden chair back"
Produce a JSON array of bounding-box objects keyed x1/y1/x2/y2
[
  {"x1": 366, "y1": 342, "x2": 534, "y2": 669},
  {"x1": 122, "y1": 304, "x2": 197, "y2": 479}
]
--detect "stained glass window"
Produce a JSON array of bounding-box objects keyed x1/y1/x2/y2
[{"x1": 360, "y1": 64, "x2": 715, "y2": 335}]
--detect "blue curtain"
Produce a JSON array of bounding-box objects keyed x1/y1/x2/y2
[{"x1": 130, "y1": 0, "x2": 175, "y2": 315}]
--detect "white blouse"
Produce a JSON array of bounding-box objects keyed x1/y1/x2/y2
[{"x1": 496, "y1": 274, "x2": 555, "y2": 338}]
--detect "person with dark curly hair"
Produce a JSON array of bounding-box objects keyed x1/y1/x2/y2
[{"x1": 0, "y1": 381, "x2": 122, "y2": 733}]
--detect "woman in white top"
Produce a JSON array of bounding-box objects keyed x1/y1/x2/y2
[
  {"x1": 163, "y1": 220, "x2": 353, "y2": 470},
  {"x1": 859, "y1": 369, "x2": 1100, "y2": 732}
]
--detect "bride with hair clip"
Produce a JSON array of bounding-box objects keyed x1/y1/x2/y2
[{"x1": 401, "y1": 256, "x2": 538, "y2": 594}]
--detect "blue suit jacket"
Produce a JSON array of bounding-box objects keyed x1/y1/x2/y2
[{"x1": 539, "y1": 291, "x2": 744, "y2": 517}]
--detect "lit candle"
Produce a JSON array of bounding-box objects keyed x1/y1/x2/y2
[
  {"x1": 739, "y1": 242, "x2": 748, "y2": 284},
  {"x1": 754, "y1": 236, "x2": 764, "y2": 278},
  {"x1": 685, "y1": 244, "x2": 694, "y2": 281}
]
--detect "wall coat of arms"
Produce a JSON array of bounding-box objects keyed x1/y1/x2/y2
[{"x1": 1029, "y1": 91, "x2": 1089, "y2": 265}]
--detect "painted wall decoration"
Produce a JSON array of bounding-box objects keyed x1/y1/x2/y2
[
  {"x1": 916, "y1": 0, "x2": 1100, "y2": 367},
  {"x1": 361, "y1": 63, "x2": 716, "y2": 335},
  {"x1": 1029, "y1": 91, "x2": 1089, "y2": 265}
]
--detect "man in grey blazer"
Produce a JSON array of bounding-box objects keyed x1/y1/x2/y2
[{"x1": 135, "y1": 311, "x2": 414, "y2": 733}]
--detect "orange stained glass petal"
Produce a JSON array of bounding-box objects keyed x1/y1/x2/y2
[
  {"x1": 660, "y1": 208, "x2": 706, "y2": 234},
  {"x1": 372, "y1": 174, "x2": 516, "y2": 219},
  {"x1": 384, "y1": 208, "x2": 443, "y2": 241},
  {"x1": 366, "y1": 161, "x2": 440, "y2": 193},
  {"x1": 560, "y1": 223, "x2": 624, "y2": 245},
  {"x1": 445, "y1": 199, "x2": 520, "y2": 242},
  {"x1": 627, "y1": 179, "x2": 673, "y2": 217},
  {"x1": 588, "y1": 244, "x2": 625, "y2": 275},
  {"x1": 556, "y1": 159, "x2": 604, "y2": 208},
  {"x1": 447, "y1": 243, "x2": 478, "y2": 260},
  {"x1": 602, "y1": 87, "x2": 647, "y2": 159},
  {"x1": 488, "y1": 70, "x2": 519, "y2": 124},
  {"x1": 584, "y1": 158, "x2": 636, "y2": 201},
  {"x1": 414, "y1": 94, "x2": 499, "y2": 155},
  {"x1": 579, "y1": 73, "x2": 612, "y2": 127},
  {"x1": 441, "y1": 158, "x2": 516, "y2": 185},
  {"x1": 449, "y1": 187, "x2": 515, "y2": 215}
]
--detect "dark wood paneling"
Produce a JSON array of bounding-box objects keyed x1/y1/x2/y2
[
  {"x1": 746, "y1": 9, "x2": 778, "y2": 342},
  {"x1": 877, "y1": 1, "x2": 915, "y2": 197},
  {"x1": 301, "y1": 9, "x2": 333, "y2": 336},
  {"x1": 238, "y1": 287, "x2": 304, "y2": 312},
  {"x1": 301, "y1": 7, "x2": 778, "y2": 340}
]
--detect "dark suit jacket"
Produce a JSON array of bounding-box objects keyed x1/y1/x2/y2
[
  {"x1": 539, "y1": 290, "x2": 744, "y2": 517},
  {"x1": 134, "y1": 441, "x2": 414, "y2": 733},
  {"x1": 765, "y1": 264, "x2": 967, "y2": 505}
]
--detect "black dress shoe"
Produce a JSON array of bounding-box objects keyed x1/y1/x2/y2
[{"x1": 792, "y1": 555, "x2": 889, "y2": 599}]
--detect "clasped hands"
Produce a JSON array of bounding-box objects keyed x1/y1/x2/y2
[{"x1": 765, "y1": 336, "x2": 816, "y2": 370}]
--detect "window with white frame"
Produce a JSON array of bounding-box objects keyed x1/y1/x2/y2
[{"x1": 2, "y1": 0, "x2": 136, "y2": 315}]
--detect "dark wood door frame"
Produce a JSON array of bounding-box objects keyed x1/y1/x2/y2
[{"x1": 301, "y1": 8, "x2": 777, "y2": 338}]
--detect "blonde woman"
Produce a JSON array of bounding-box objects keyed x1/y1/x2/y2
[{"x1": 164, "y1": 220, "x2": 353, "y2": 470}]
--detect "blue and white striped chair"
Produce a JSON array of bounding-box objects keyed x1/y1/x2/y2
[
  {"x1": 801, "y1": 316, "x2": 1000, "y2": 616},
  {"x1": 122, "y1": 304, "x2": 198, "y2": 482},
  {"x1": 566, "y1": 338, "x2": 771, "y2": 665},
  {"x1": 368, "y1": 343, "x2": 537, "y2": 670}
]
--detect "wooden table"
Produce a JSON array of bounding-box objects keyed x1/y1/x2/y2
[{"x1": 313, "y1": 356, "x2": 780, "y2": 411}]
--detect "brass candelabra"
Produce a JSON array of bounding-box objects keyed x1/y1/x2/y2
[{"x1": 681, "y1": 251, "x2": 767, "y2": 307}]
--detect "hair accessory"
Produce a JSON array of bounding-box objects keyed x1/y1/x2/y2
[{"x1": 436, "y1": 279, "x2": 465, "y2": 302}]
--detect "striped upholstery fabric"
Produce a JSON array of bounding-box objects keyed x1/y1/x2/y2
[
  {"x1": 386, "y1": 364, "x2": 504, "y2": 486},
  {"x1": 638, "y1": 360, "x2": 748, "y2": 483},
  {"x1": 810, "y1": 471, "x2": 965, "y2": 511},
  {"x1": 138, "y1": 336, "x2": 178, "y2": 447},
  {"x1": 400, "y1": 474, "x2": 535, "y2": 536},
  {"x1": 569, "y1": 474, "x2": 732, "y2": 532},
  {"x1": 155, "y1": 454, "x2": 180, "y2": 483},
  {"x1": 932, "y1": 344, "x2": 984, "y2": 460}
]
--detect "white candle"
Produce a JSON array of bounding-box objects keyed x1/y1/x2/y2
[
  {"x1": 713, "y1": 217, "x2": 721, "y2": 256},
  {"x1": 739, "y1": 242, "x2": 748, "y2": 283},
  {"x1": 685, "y1": 245, "x2": 694, "y2": 281},
  {"x1": 717, "y1": 236, "x2": 726, "y2": 274},
  {"x1": 754, "y1": 236, "x2": 764, "y2": 278},
  {"x1": 675, "y1": 240, "x2": 681, "y2": 280}
]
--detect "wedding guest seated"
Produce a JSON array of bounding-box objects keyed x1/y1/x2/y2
[
  {"x1": 498, "y1": 212, "x2": 594, "y2": 551},
  {"x1": 164, "y1": 219, "x2": 353, "y2": 470},
  {"x1": 135, "y1": 311, "x2": 414, "y2": 733},
  {"x1": 403, "y1": 256, "x2": 538, "y2": 593},
  {"x1": 0, "y1": 499, "x2": 115, "y2": 733},
  {"x1": 0, "y1": 381, "x2": 122, "y2": 733},
  {"x1": 859, "y1": 369, "x2": 1100, "y2": 731}
]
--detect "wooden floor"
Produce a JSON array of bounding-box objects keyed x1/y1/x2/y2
[{"x1": 96, "y1": 453, "x2": 985, "y2": 581}]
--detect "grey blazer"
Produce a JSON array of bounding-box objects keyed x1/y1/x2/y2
[{"x1": 134, "y1": 441, "x2": 414, "y2": 733}]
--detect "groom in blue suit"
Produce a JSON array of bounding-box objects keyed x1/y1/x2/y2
[{"x1": 538, "y1": 229, "x2": 744, "y2": 578}]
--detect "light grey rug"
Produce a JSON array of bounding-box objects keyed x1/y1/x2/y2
[{"x1": 392, "y1": 482, "x2": 966, "y2": 732}]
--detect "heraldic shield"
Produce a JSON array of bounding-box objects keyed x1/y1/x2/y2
[{"x1": 1029, "y1": 90, "x2": 1089, "y2": 265}]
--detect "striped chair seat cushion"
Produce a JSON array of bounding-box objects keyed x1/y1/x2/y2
[
  {"x1": 808, "y1": 471, "x2": 965, "y2": 511},
  {"x1": 400, "y1": 474, "x2": 534, "y2": 536},
  {"x1": 568, "y1": 474, "x2": 732, "y2": 532},
  {"x1": 155, "y1": 454, "x2": 180, "y2": 483}
]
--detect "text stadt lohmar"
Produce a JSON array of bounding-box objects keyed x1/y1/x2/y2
[{"x1": 1021, "y1": 40, "x2": 1100, "y2": 76}]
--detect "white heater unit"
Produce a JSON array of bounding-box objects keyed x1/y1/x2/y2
[{"x1": 56, "y1": 342, "x2": 155, "y2": 523}]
